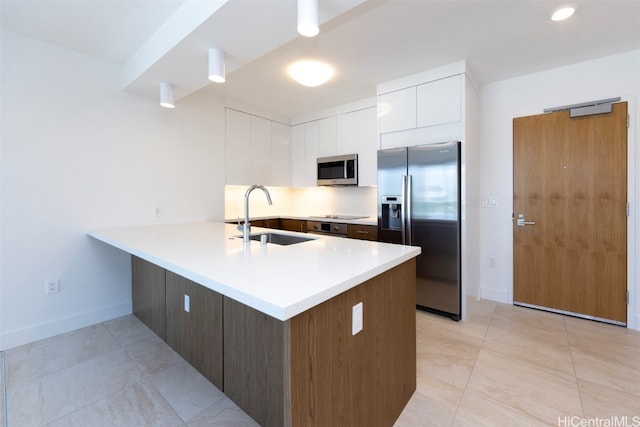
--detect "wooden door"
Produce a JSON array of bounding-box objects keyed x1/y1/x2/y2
[{"x1": 513, "y1": 102, "x2": 627, "y2": 324}]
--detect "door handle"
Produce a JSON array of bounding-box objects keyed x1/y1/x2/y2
[{"x1": 516, "y1": 213, "x2": 536, "y2": 226}]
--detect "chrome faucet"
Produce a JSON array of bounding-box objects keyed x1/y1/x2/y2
[{"x1": 239, "y1": 185, "x2": 273, "y2": 242}]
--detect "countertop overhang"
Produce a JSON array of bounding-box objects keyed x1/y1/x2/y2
[{"x1": 89, "y1": 221, "x2": 420, "y2": 321}]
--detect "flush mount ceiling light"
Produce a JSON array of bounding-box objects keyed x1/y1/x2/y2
[
  {"x1": 551, "y1": 5, "x2": 576, "y2": 21},
  {"x1": 288, "y1": 60, "x2": 334, "y2": 87},
  {"x1": 297, "y1": 0, "x2": 319, "y2": 37},
  {"x1": 160, "y1": 81, "x2": 175, "y2": 108},
  {"x1": 208, "y1": 47, "x2": 226, "y2": 83}
]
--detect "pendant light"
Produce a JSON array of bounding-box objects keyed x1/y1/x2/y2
[
  {"x1": 160, "y1": 81, "x2": 175, "y2": 108},
  {"x1": 297, "y1": 0, "x2": 319, "y2": 37},
  {"x1": 208, "y1": 48, "x2": 226, "y2": 83}
]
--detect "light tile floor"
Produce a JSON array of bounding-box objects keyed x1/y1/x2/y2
[{"x1": 2, "y1": 299, "x2": 639, "y2": 426}]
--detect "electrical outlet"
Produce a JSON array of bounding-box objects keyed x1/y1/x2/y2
[
  {"x1": 352, "y1": 302, "x2": 363, "y2": 335},
  {"x1": 488, "y1": 257, "x2": 496, "y2": 268},
  {"x1": 153, "y1": 207, "x2": 160, "y2": 218},
  {"x1": 45, "y1": 279, "x2": 59, "y2": 295}
]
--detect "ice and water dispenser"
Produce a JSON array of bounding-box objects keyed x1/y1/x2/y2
[{"x1": 380, "y1": 195, "x2": 402, "y2": 231}]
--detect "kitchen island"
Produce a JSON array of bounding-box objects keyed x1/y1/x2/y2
[{"x1": 89, "y1": 221, "x2": 420, "y2": 427}]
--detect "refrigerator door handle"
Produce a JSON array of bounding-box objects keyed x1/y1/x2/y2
[
  {"x1": 401, "y1": 175, "x2": 413, "y2": 245},
  {"x1": 406, "y1": 175, "x2": 412, "y2": 245},
  {"x1": 401, "y1": 175, "x2": 407, "y2": 244}
]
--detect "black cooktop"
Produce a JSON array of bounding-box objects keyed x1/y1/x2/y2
[{"x1": 309, "y1": 215, "x2": 369, "y2": 220}]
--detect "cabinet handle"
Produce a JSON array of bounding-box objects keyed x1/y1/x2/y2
[{"x1": 356, "y1": 230, "x2": 369, "y2": 234}]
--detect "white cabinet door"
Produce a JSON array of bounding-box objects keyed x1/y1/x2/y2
[
  {"x1": 226, "y1": 109, "x2": 251, "y2": 184},
  {"x1": 304, "y1": 121, "x2": 319, "y2": 186},
  {"x1": 378, "y1": 87, "x2": 416, "y2": 134},
  {"x1": 271, "y1": 122, "x2": 290, "y2": 187},
  {"x1": 336, "y1": 112, "x2": 359, "y2": 156},
  {"x1": 250, "y1": 115, "x2": 271, "y2": 185},
  {"x1": 416, "y1": 74, "x2": 462, "y2": 128},
  {"x1": 357, "y1": 107, "x2": 378, "y2": 187},
  {"x1": 290, "y1": 124, "x2": 305, "y2": 187},
  {"x1": 318, "y1": 116, "x2": 337, "y2": 158}
]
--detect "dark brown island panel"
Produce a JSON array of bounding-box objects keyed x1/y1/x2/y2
[{"x1": 132, "y1": 255, "x2": 416, "y2": 427}]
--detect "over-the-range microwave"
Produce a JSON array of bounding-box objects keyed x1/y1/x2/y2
[{"x1": 317, "y1": 154, "x2": 358, "y2": 186}]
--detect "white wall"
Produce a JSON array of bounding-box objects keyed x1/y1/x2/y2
[
  {"x1": 477, "y1": 50, "x2": 640, "y2": 330},
  {"x1": 0, "y1": 30, "x2": 227, "y2": 350}
]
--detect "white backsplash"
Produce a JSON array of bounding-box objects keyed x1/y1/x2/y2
[{"x1": 225, "y1": 185, "x2": 377, "y2": 220}]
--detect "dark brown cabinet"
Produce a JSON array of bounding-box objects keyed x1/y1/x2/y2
[
  {"x1": 132, "y1": 256, "x2": 223, "y2": 388},
  {"x1": 347, "y1": 224, "x2": 379, "y2": 241},
  {"x1": 131, "y1": 254, "x2": 415, "y2": 427},
  {"x1": 132, "y1": 256, "x2": 166, "y2": 340},
  {"x1": 166, "y1": 272, "x2": 223, "y2": 389},
  {"x1": 279, "y1": 218, "x2": 307, "y2": 232},
  {"x1": 252, "y1": 218, "x2": 281, "y2": 229}
]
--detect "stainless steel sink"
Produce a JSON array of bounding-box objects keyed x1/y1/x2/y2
[{"x1": 237, "y1": 232, "x2": 315, "y2": 246}]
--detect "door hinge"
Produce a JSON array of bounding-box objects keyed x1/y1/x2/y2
[
  {"x1": 627, "y1": 290, "x2": 630, "y2": 304},
  {"x1": 628, "y1": 114, "x2": 631, "y2": 128},
  {"x1": 627, "y1": 202, "x2": 630, "y2": 217}
]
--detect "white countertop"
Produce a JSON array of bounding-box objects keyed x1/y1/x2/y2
[{"x1": 89, "y1": 221, "x2": 419, "y2": 321}]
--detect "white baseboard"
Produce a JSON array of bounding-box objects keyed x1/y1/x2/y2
[
  {"x1": 478, "y1": 286, "x2": 510, "y2": 304},
  {"x1": 0, "y1": 301, "x2": 131, "y2": 351},
  {"x1": 632, "y1": 314, "x2": 640, "y2": 332}
]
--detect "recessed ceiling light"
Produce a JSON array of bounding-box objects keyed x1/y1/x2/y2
[
  {"x1": 551, "y1": 6, "x2": 576, "y2": 21},
  {"x1": 288, "y1": 60, "x2": 334, "y2": 87}
]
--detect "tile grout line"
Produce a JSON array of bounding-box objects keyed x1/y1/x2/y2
[
  {"x1": 448, "y1": 302, "x2": 498, "y2": 426},
  {"x1": 44, "y1": 322, "x2": 145, "y2": 425},
  {"x1": 564, "y1": 317, "x2": 586, "y2": 418},
  {"x1": 102, "y1": 318, "x2": 188, "y2": 426}
]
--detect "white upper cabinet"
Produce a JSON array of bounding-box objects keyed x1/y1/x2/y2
[
  {"x1": 226, "y1": 109, "x2": 290, "y2": 186},
  {"x1": 378, "y1": 87, "x2": 417, "y2": 134},
  {"x1": 356, "y1": 107, "x2": 378, "y2": 187},
  {"x1": 250, "y1": 115, "x2": 271, "y2": 185},
  {"x1": 290, "y1": 124, "x2": 305, "y2": 187},
  {"x1": 290, "y1": 105, "x2": 377, "y2": 187},
  {"x1": 377, "y1": 65, "x2": 465, "y2": 149},
  {"x1": 304, "y1": 121, "x2": 319, "y2": 186},
  {"x1": 416, "y1": 74, "x2": 462, "y2": 128},
  {"x1": 226, "y1": 109, "x2": 252, "y2": 185},
  {"x1": 290, "y1": 121, "x2": 319, "y2": 187},
  {"x1": 336, "y1": 112, "x2": 359, "y2": 156},
  {"x1": 271, "y1": 122, "x2": 291, "y2": 187},
  {"x1": 318, "y1": 116, "x2": 337, "y2": 158}
]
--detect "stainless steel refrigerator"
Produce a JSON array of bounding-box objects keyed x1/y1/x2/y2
[{"x1": 377, "y1": 142, "x2": 461, "y2": 320}]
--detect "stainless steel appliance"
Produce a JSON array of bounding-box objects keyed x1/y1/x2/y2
[
  {"x1": 317, "y1": 154, "x2": 358, "y2": 186},
  {"x1": 307, "y1": 220, "x2": 348, "y2": 236},
  {"x1": 378, "y1": 141, "x2": 461, "y2": 320}
]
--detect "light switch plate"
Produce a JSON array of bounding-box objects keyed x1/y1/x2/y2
[
  {"x1": 184, "y1": 294, "x2": 190, "y2": 313},
  {"x1": 352, "y1": 302, "x2": 363, "y2": 335}
]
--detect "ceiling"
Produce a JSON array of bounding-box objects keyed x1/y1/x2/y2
[{"x1": 2, "y1": 0, "x2": 639, "y2": 120}]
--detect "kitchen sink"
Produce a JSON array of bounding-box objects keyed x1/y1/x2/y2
[{"x1": 238, "y1": 232, "x2": 316, "y2": 246}]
